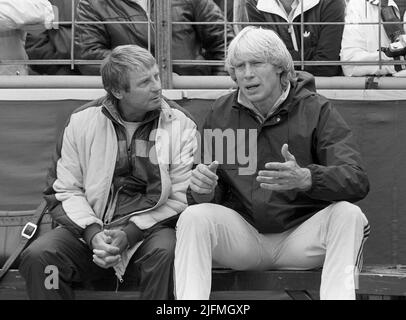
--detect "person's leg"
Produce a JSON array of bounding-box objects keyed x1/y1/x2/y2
[
  {"x1": 19, "y1": 227, "x2": 111, "y2": 299},
  {"x1": 174, "y1": 203, "x2": 267, "y2": 300},
  {"x1": 126, "y1": 227, "x2": 176, "y2": 300},
  {"x1": 267, "y1": 201, "x2": 369, "y2": 300}
]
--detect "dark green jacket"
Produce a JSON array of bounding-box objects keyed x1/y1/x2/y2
[
  {"x1": 188, "y1": 71, "x2": 369, "y2": 233},
  {"x1": 25, "y1": 0, "x2": 80, "y2": 75}
]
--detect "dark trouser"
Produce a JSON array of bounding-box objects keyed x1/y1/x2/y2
[{"x1": 19, "y1": 226, "x2": 175, "y2": 300}]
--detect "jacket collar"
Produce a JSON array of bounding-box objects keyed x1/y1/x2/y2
[
  {"x1": 257, "y1": 0, "x2": 320, "y2": 21},
  {"x1": 102, "y1": 96, "x2": 175, "y2": 126},
  {"x1": 233, "y1": 81, "x2": 295, "y2": 119},
  {"x1": 237, "y1": 82, "x2": 291, "y2": 123},
  {"x1": 388, "y1": 0, "x2": 399, "y2": 9}
]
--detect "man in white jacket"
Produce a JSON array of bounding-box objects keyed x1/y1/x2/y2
[
  {"x1": 341, "y1": 0, "x2": 406, "y2": 76},
  {"x1": 0, "y1": 0, "x2": 54, "y2": 75},
  {"x1": 19, "y1": 45, "x2": 197, "y2": 299}
]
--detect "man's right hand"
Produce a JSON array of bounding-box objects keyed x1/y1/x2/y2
[
  {"x1": 190, "y1": 161, "x2": 219, "y2": 194},
  {"x1": 91, "y1": 231, "x2": 121, "y2": 269}
]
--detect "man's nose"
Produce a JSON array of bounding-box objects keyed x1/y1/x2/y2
[
  {"x1": 243, "y1": 64, "x2": 255, "y2": 78},
  {"x1": 152, "y1": 78, "x2": 161, "y2": 91}
]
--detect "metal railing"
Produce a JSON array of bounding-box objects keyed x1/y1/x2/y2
[{"x1": 1, "y1": 0, "x2": 406, "y2": 89}]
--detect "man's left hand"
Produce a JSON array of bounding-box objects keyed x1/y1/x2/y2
[
  {"x1": 103, "y1": 229, "x2": 129, "y2": 254},
  {"x1": 257, "y1": 144, "x2": 312, "y2": 191}
]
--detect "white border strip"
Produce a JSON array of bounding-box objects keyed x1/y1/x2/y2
[{"x1": 0, "y1": 89, "x2": 406, "y2": 101}]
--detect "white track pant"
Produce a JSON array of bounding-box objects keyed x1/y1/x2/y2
[{"x1": 175, "y1": 201, "x2": 370, "y2": 300}]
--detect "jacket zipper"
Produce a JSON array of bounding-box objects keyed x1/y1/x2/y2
[{"x1": 115, "y1": 273, "x2": 124, "y2": 292}]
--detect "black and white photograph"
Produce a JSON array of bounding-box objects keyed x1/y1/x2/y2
[{"x1": 0, "y1": 0, "x2": 405, "y2": 314}]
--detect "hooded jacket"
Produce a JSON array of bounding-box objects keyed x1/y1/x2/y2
[
  {"x1": 188, "y1": 71, "x2": 369, "y2": 233},
  {"x1": 246, "y1": 0, "x2": 345, "y2": 76},
  {"x1": 75, "y1": 0, "x2": 234, "y2": 75}
]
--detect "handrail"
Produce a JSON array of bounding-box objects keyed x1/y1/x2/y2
[{"x1": 1, "y1": 75, "x2": 406, "y2": 90}]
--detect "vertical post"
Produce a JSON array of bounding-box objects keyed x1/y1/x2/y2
[
  {"x1": 70, "y1": 0, "x2": 76, "y2": 70},
  {"x1": 300, "y1": 0, "x2": 304, "y2": 71},
  {"x1": 155, "y1": 0, "x2": 173, "y2": 89}
]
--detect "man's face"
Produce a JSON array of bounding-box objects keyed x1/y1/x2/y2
[
  {"x1": 117, "y1": 64, "x2": 162, "y2": 122},
  {"x1": 233, "y1": 57, "x2": 283, "y2": 108}
]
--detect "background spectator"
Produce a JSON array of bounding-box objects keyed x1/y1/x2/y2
[
  {"x1": 214, "y1": 0, "x2": 234, "y2": 22},
  {"x1": 25, "y1": 0, "x2": 80, "y2": 75},
  {"x1": 76, "y1": 0, "x2": 234, "y2": 76},
  {"x1": 0, "y1": 0, "x2": 54, "y2": 75},
  {"x1": 246, "y1": 0, "x2": 346, "y2": 76},
  {"x1": 396, "y1": 0, "x2": 406, "y2": 17},
  {"x1": 341, "y1": 0, "x2": 406, "y2": 76},
  {"x1": 214, "y1": 0, "x2": 249, "y2": 34}
]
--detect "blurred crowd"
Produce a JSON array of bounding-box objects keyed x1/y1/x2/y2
[{"x1": 1, "y1": 0, "x2": 406, "y2": 77}]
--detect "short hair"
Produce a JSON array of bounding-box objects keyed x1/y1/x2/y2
[
  {"x1": 225, "y1": 26, "x2": 296, "y2": 88},
  {"x1": 101, "y1": 45, "x2": 157, "y2": 99}
]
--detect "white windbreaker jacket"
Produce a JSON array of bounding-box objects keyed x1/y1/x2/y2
[
  {"x1": 48, "y1": 98, "x2": 197, "y2": 277},
  {"x1": 341, "y1": 0, "x2": 405, "y2": 76}
]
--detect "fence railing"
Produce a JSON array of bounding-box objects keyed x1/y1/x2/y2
[
  {"x1": 1, "y1": 0, "x2": 406, "y2": 89},
  {"x1": 2, "y1": 75, "x2": 406, "y2": 90}
]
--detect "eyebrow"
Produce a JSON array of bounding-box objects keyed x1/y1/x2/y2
[
  {"x1": 136, "y1": 72, "x2": 153, "y2": 85},
  {"x1": 137, "y1": 68, "x2": 159, "y2": 82}
]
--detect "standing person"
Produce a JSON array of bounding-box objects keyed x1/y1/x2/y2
[
  {"x1": 213, "y1": 0, "x2": 234, "y2": 22},
  {"x1": 0, "y1": 0, "x2": 54, "y2": 75},
  {"x1": 75, "y1": 0, "x2": 235, "y2": 75},
  {"x1": 19, "y1": 45, "x2": 197, "y2": 300},
  {"x1": 341, "y1": 0, "x2": 406, "y2": 76},
  {"x1": 245, "y1": 0, "x2": 345, "y2": 76},
  {"x1": 174, "y1": 27, "x2": 370, "y2": 300},
  {"x1": 25, "y1": 0, "x2": 80, "y2": 75}
]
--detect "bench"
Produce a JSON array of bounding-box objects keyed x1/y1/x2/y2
[
  {"x1": 1, "y1": 265, "x2": 405, "y2": 300},
  {"x1": 2, "y1": 205, "x2": 404, "y2": 300}
]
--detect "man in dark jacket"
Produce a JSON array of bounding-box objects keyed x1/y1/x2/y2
[
  {"x1": 246, "y1": 0, "x2": 345, "y2": 76},
  {"x1": 75, "y1": 0, "x2": 234, "y2": 75},
  {"x1": 25, "y1": 0, "x2": 80, "y2": 75},
  {"x1": 174, "y1": 27, "x2": 370, "y2": 300}
]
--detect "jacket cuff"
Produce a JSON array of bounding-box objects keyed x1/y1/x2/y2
[
  {"x1": 304, "y1": 165, "x2": 324, "y2": 197},
  {"x1": 191, "y1": 190, "x2": 215, "y2": 204},
  {"x1": 187, "y1": 186, "x2": 214, "y2": 204},
  {"x1": 83, "y1": 223, "x2": 103, "y2": 248},
  {"x1": 123, "y1": 222, "x2": 145, "y2": 248}
]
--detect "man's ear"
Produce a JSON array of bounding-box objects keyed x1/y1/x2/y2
[
  {"x1": 229, "y1": 68, "x2": 237, "y2": 82},
  {"x1": 111, "y1": 88, "x2": 123, "y2": 100},
  {"x1": 275, "y1": 66, "x2": 283, "y2": 75}
]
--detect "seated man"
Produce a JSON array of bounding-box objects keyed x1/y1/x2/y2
[
  {"x1": 245, "y1": 0, "x2": 345, "y2": 77},
  {"x1": 175, "y1": 27, "x2": 370, "y2": 300},
  {"x1": 75, "y1": 0, "x2": 234, "y2": 76},
  {"x1": 19, "y1": 45, "x2": 197, "y2": 300},
  {"x1": 341, "y1": 0, "x2": 406, "y2": 76}
]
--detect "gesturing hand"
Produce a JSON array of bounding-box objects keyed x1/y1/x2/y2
[
  {"x1": 256, "y1": 144, "x2": 312, "y2": 191},
  {"x1": 190, "y1": 161, "x2": 219, "y2": 194}
]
